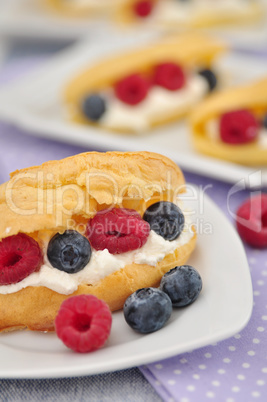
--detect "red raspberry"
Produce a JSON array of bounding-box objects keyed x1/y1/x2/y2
[
  {"x1": 133, "y1": 0, "x2": 154, "y2": 17},
  {"x1": 154, "y1": 62, "x2": 186, "y2": 91},
  {"x1": 220, "y1": 109, "x2": 259, "y2": 144},
  {"x1": 86, "y1": 208, "x2": 150, "y2": 254},
  {"x1": 236, "y1": 194, "x2": 267, "y2": 248},
  {"x1": 55, "y1": 295, "x2": 112, "y2": 353},
  {"x1": 0, "y1": 233, "x2": 43, "y2": 285},
  {"x1": 114, "y1": 74, "x2": 150, "y2": 105}
]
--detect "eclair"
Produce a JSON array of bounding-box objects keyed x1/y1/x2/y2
[
  {"x1": 116, "y1": 0, "x2": 263, "y2": 29},
  {"x1": 64, "y1": 33, "x2": 226, "y2": 134},
  {"x1": 44, "y1": 0, "x2": 125, "y2": 17},
  {"x1": 0, "y1": 151, "x2": 196, "y2": 332},
  {"x1": 190, "y1": 77, "x2": 267, "y2": 166}
]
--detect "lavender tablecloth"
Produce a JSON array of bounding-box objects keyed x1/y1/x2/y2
[{"x1": 0, "y1": 42, "x2": 267, "y2": 402}]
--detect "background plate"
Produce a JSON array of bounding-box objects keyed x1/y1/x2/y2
[
  {"x1": 0, "y1": 0, "x2": 267, "y2": 50},
  {"x1": 0, "y1": 190, "x2": 253, "y2": 379},
  {"x1": 0, "y1": 37, "x2": 266, "y2": 187}
]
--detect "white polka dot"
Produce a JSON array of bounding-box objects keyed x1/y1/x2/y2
[
  {"x1": 252, "y1": 391, "x2": 261, "y2": 398},
  {"x1": 205, "y1": 353, "x2": 212, "y2": 358},
  {"x1": 181, "y1": 398, "x2": 190, "y2": 402},
  {"x1": 187, "y1": 385, "x2": 195, "y2": 392},
  {"x1": 180, "y1": 358, "x2": 187, "y2": 364},
  {"x1": 261, "y1": 270, "x2": 267, "y2": 276},
  {"x1": 262, "y1": 315, "x2": 267, "y2": 321},
  {"x1": 155, "y1": 364, "x2": 163, "y2": 369},
  {"x1": 243, "y1": 363, "x2": 250, "y2": 368},
  {"x1": 249, "y1": 257, "x2": 256, "y2": 264},
  {"x1": 232, "y1": 386, "x2": 240, "y2": 392},
  {"x1": 223, "y1": 358, "x2": 231, "y2": 363},
  {"x1": 257, "y1": 327, "x2": 264, "y2": 332},
  {"x1": 193, "y1": 374, "x2": 200, "y2": 380},
  {"x1": 212, "y1": 381, "x2": 220, "y2": 386},
  {"x1": 218, "y1": 369, "x2": 225, "y2": 374},
  {"x1": 229, "y1": 346, "x2": 236, "y2": 351},
  {"x1": 248, "y1": 351, "x2": 256, "y2": 356},
  {"x1": 262, "y1": 367, "x2": 267, "y2": 373},
  {"x1": 168, "y1": 380, "x2": 176, "y2": 385},
  {"x1": 206, "y1": 391, "x2": 215, "y2": 398},
  {"x1": 257, "y1": 280, "x2": 264, "y2": 286},
  {"x1": 237, "y1": 374, "x2": 245, "y2": 380},
  {"x1": 253, "y1": 338, "x2": 260, "y2": 344},
  {"x1": 226, "y1": 398, "x2": 235, "y2": 402},
  {"x1": 174, "y1": 369, "x2": 182, "y2": 375},
  {"x1": 257, "y1": 380, "x2": 265, "y2": 386},
  {"x1": 168, "y1": 398, "x2": 175, "y2": 402},
  {"x1": 254, "y1": 291, "x2": 260, "y2": 296},
  {"x1": 234, "y1": 334, "x2": 241, "y2": 339},
  {"x1": 199, "y1": 364, "x2": 206, "y2": 370}
]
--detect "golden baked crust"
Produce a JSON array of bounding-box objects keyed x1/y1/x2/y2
[
  {"x1": 0, "y1": 151, "x2": 196, "y2": 332},
  {"x1": 116, "y1": 0, "x2": 263, "y2": 29},
  {"x1": 64, "y1": 33, "x2": 226, "y2": 133},
  {"x1": 43, "y1": 0, "x2": 124, "y2": 17},
  {"x1": 190, "y1": 77, "x2": 267, "y2": 166}
]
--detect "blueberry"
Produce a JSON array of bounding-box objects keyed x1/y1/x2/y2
[
  {"x1": 198, "y1": 69, "x2": 217, "y2": 92},
  {"x1": 160, "y1": 265, "x2": 202, "y2": 307},
  {"x1": 123, "y1": 288, "x2": 172, "y2": 333},
  {"x1": 47, "y1": 230, "x2": 91, "y2": 274},
  {"x1": 81, "y1": 93, "x2": 106, "y2": 121},
  {"x1": 143, "y1": 201, "x2": 185, "y2": 241},
  {"x1": 262, "y1": 114, "x2": 267, "y2": 128}
]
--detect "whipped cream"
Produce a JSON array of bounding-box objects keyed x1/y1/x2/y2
[
  {"x1": 0, "y1": 213, "x2": 194, "y2": 296},
  {"x1": 206, "y1": 119, "x2": 267, "y2": 148},
  {"x1": 153, "y1": 0, "x2": 254, "y2": 24},
  {"x1": 101, "y1": 74, "x2": 209, "y2": 132}
]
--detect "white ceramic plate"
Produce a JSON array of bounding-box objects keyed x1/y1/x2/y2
[
  {"x1": 0, "y1": 37, "x2": 266, "y2": 187},
  {"x1": 0, "y1": 0, "x2": 267, "y2": 50},
  {"x1": 0, "y1": 189, "x2": 253, "y2": 379}
]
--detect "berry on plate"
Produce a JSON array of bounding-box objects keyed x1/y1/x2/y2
[
  {"x1": 236, "y1": 194, "x2": 267, "y2": 248},
  {"x1": 47, "y1": 230, "x2": 91, "y2": 273},
  {"x1": 198, "y1": 68, "x2": 217, "y2": 92},
  {"x1": 86, "y1": 208, "x2": 150, "y2": 254},
  {"x1": 115, "y1": 74, "x2": 150, "y2": 105},
  {"x1": 55, "y1": 295, "x2": 112, "y2": 353},
  {"x1": 123, "y1": 287, "x2": 172, "y2": 333},
  {"x1": 154, "y1": 62, "x2": 186, "y2": 91},
  {"x1": 219, "y1": 109, "x2": 259, "y2": 144},
  {"x1": 160, "y1": 265, "x2": 202, "y2": 307},
  {"x1": 133, "y1": 0, "x2": 154, "y2": 17},
  {"x1": 143, "y1": 201, "x2": 185, "y2": 241},
  {"x1": 0, "y1": 233, "x2": 43, "y2": 285},
  {"x1": 81, "y1": 94, "x2": 106, "y2": 121}
]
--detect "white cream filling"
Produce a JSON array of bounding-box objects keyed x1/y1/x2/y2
[
  {"x1": 0, "y1": 212, "x2": 194, "y2": 296},
  {"x1": 206, "y1": 118, "x2": 267, "y2": 148},
  {"x1": 153, "y1": 0, "x2": 254, "y2": 24},
  {"x1": 101, "y1": 74, "x2": 208, "y2": 132}
]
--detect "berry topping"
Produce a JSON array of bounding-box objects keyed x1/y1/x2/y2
[
  {"x1": 236, "y1": 194, "x2": 267, "y2": 248},
  {"x1": 154, "y1": 62, "x2": 186, "y2": 91},
  {"x1": 262, "y1": 114, "x2": 267, "y2": 128},
  {"x1": 0, "y1": 233, "x2": 43, "y2": 285},
  {"x1": 143, "y1": 201, "x2": 185, "y2": 241},
  {"x1": 81, "y1": 93, "x2": 106, "y2": 122},
  {"x1": 55, "y1": 295, "x2": 112, "y2": 353},
  {"x1": 123, "y1": 287, "x2": 172, "y2": 333},
  {"x1": 198, "y1": 68, "x2": 217, "y2": 92},
  {"x1": 219, "y1": 109, "x2": 259, "y2": 145},
  {"x1": 86, "y1": 208, "x2": 150, "y2": 254},
  {"x1": 160, "y1": 265, "x2": 202, "y2": 307},
  {"x1": 47, "y1": 230, "x2": 91, "y2": 274},
  {"x1": 115, "y1": 74, "x2": 150, "y2": 105},
  {"x1": 133, "y1": 0, "x2": 154, "y2": 17}
]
